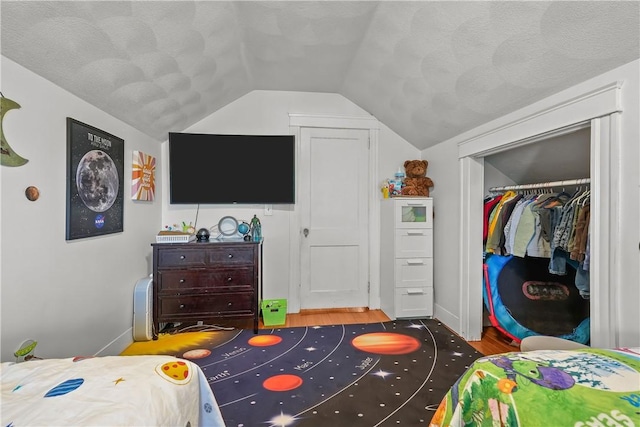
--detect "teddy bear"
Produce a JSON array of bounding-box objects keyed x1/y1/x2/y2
[{"x1": 401, "y1": 160, "x2": 434, "y2": 197}]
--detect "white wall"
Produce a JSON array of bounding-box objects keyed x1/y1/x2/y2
[
  {"x1": 483, "y1": 163, "x2": 516, "y2": 196},
  {"x1": 0, "y1": 57, "x2": 162, "y2": 362},
  {"x1": 424, "y1": 59, "x2": 640, "y2": 347},
  {"x1": 161, "y1": 90, "x2": 419, "y2": 303},
  {"x1": 0, "y1": 64, "x2": 418, "y2": 361},
  {"x1": 417, "y1": 146, "x2": 516, "y2": 328}
]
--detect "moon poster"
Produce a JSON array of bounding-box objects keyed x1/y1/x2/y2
[
  {"x1": 66, "y1": 118, "x2": 124, "y2": 240},
  {"x1": 131, "y1": 150, "x2": 155, "y2": 201}
]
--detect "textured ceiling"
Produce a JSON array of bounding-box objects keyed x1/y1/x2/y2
[{"x1": 2, "y1": 1, "x2": 639, "y2": 150}]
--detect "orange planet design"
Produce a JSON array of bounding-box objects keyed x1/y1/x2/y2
[
  {"x1": 183, "y1": 348, "x2": 211, "y2": 359},
  {"x1": 351, "y1": 332, "x2": 420, "y2": 355},
  {"x1": 263, "y1": 374, "x2": 303, "y2": 391},
  {"x1": 248, "y1": 335, "x2": 283, "y2": 347},
  {"x1": 155, "y1": 360, "x2": 192, "y2": 384}
]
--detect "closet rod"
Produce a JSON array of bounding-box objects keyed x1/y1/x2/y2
[{"x1": 489, "y1": 178, "x2": 590, "y2": 192}]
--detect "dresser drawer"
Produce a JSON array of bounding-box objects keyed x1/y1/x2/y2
[
  {"x1": 208, "y1": 246, "x2": 256, "y2": 265},
  {"x1": 157, "y1": 268, "x2": 256, "y2": 292},
  {"x1": 394, "y1": 229, "x2": 432, "y2": 258},
  {"x1": 157, "y1": 292, "x2": 255, "y2": 319},
  {"x1": 157, "y1": 249, "x2": 206, "y2": 268},
  {"x1": 394, "y1": 287, "x2": 433, "y2": 318},
  {"x1": 394, "y1": 198, "x2": 432, "y2": 229},
  {"x1": 394, "y1": 258, "x2": 433, "y2": 288}
]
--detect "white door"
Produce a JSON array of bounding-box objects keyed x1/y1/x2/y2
[{"x1": 299, "y1": 127, "x2": 369, "y2": 309}]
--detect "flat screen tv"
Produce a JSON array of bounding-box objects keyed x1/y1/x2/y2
[{"x1": 168, "y1": 132, "x2": 295, "y2": 204}]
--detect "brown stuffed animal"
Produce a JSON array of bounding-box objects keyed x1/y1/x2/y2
[{"x1": 401, "y1": 160, "x2": 434, "y2": 197}]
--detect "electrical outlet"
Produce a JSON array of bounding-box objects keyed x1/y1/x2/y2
[{"x1": 264, "y1": 204, "x2": 273, "y2": 216}]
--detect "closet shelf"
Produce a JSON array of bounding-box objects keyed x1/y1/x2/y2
[{"x1": 489, "y1": 178, "x2": 590, "y2": 193}]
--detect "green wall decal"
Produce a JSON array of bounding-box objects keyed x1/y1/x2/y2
[{"x1": 1, "y1": 95, "x2": 28, "y2": 166}]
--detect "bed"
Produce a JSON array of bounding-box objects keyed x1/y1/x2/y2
[
  {"x1": 429, "y1": 347, "x2": 640, "y2": 426},
  {"x1": 1, "y1": 354, "x2": 226, "y2": 426}
]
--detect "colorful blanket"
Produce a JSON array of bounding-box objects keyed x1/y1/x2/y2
[{"x1": 429, "y1": 347, "x2": 640, "y2": 427}]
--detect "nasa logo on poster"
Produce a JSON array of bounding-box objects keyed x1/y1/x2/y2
[{"x1": 94, "y1": 214, "x2": 105, "y2": 229}]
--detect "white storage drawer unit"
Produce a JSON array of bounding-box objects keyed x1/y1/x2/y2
[{"x1": 380, "y1": 197, "x2": 433, "y2": 319}]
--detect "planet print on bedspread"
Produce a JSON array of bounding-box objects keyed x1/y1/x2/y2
[{"x1": 155, "y1": 360, "x2": 193, "y2": 385}]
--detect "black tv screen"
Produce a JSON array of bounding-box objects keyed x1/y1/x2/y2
[{"x1": 168, "y1": 133, "x2": 295, "y2": 204}]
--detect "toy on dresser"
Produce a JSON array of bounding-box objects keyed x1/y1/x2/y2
[
  {"x1": 388, "y1": 168, "x2": 405, "y2": 196},
  {"x1": 401, "y1": 160, "x2": 434, "y2": 197}
]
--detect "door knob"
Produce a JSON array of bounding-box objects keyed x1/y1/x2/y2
[{"x1": 303, "y1": 228, "x2": 309, "y2": 237}]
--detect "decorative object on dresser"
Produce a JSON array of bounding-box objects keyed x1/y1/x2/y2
[
  {"x1": 401, "y1": 159, "x2": 434, "y2": 197},
  {"x1": 152, "y1": 240, "x2": 262, "y2": 339},
  {"x1": 156, "y1": 230, "x2": 196, "y2": 243},
  {"x1": 195, "y1": 228, "x2": 210, "y2": 242},
  {"x1": 380, "y1": 197, "x2": 433, "y2": 319}
]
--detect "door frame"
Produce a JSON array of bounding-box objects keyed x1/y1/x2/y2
[
  {"x1": 457, "y1": 81, "x2": 623, "y2": 348},
  {"x1": 288, "y1": 114, "x2": 380, "y2": 314}
]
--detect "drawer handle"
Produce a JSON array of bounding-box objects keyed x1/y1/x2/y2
[
  {"x1": 227, "y1": 302, "x2": 232, "y2": 307},
  {"x1": 228, "y1": 254, "x2": 233, "y2": 258},
  {"x1": 407, "y1": 288, "x2": 424, "y2": 295},
  {"x1": 179, "y1": 279, "x2": 185, "y2": 283},
  {"x1": 179, "y1": 304, "x2": 185, "y2": 309},
  {"x1": 407, "y1": 231, "x2": 425, "y2": 235},
  {"x1": 180, "y1": 255, "x2": 186, "y2": 260},
  {"x1": 227, "y1": 277, "x2": 233, "y2": 282},
  {"x1": 407, "y1": 259, "x2": 424, "y2": 265}
]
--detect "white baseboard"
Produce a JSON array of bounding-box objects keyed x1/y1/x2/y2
[{"x1": 433, "y1": 303, "x2": 460, "y2": 337}]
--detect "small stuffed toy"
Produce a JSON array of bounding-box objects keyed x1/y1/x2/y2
[{"x1": 401, "y1": 160, "x2": 434, "y2": 197}]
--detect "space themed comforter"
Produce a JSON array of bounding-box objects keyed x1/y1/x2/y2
[
  {"x1": 1, "y1": 354, "x2": 226, "y2": 426},
  {"x1": 429, "y1": 347, "x2": 640, "y2": 427}
]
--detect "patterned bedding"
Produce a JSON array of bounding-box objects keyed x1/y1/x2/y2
[
  {"x1": 429, "y1": 347, "x2": 640, "y2": 427},
  {"x1": 1, "y1": 355, "x2": 226, "y2": 426}
]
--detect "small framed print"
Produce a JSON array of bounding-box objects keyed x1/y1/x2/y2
[
  {"x1": 131, "y1": 150, "x2": 156, "y2": 201},
  {"x1": 66, "y1": 118, "x2": 124, "y2": 240}
]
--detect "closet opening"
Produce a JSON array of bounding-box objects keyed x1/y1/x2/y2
[
  {"x1": 482, "y1": 179, "x2": 592, "y2": 346},
  {"x1": 481, "y1": 127, "x2": 592, "y2": 345},
  {"x1": 458, "y1": 81, "x2": 622, "y2": 349}
]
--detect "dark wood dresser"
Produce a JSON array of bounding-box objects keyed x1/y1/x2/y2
[{"x1": 151, "y1": 240, "x2": 262, "y2": 339}]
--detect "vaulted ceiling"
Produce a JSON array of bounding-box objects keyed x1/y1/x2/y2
[{"x1": 2, "y1": 1, "x2": 639, "y2": 150}]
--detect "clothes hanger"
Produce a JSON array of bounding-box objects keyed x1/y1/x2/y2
[
  {"x1": 573, "y1": 189, "x2": 591, "y2": 206},
  {"x1": 566, "y1": 187, "x2": 586, "y2": 205}
]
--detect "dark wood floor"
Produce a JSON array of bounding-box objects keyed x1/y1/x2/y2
[{"x1": 263, "y1": 308, "x2": 517, "y2": 356}]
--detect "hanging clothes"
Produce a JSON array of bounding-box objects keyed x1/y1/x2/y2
[
  {"x1": 503, "y1": 196, "x2": 531, "y2": 255},
  {"x1": 483, "y1": 195, "x2": 503, "y2": 244},
  {"x1": 483, "y1": 184, "x2": 591, "y2": 299},
  {"x1": 482, "y1": 179, "x2": 592, "y2": 344},
  {"x1": 485, "y1": 191, "x2": 517, "y2": 254}
]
